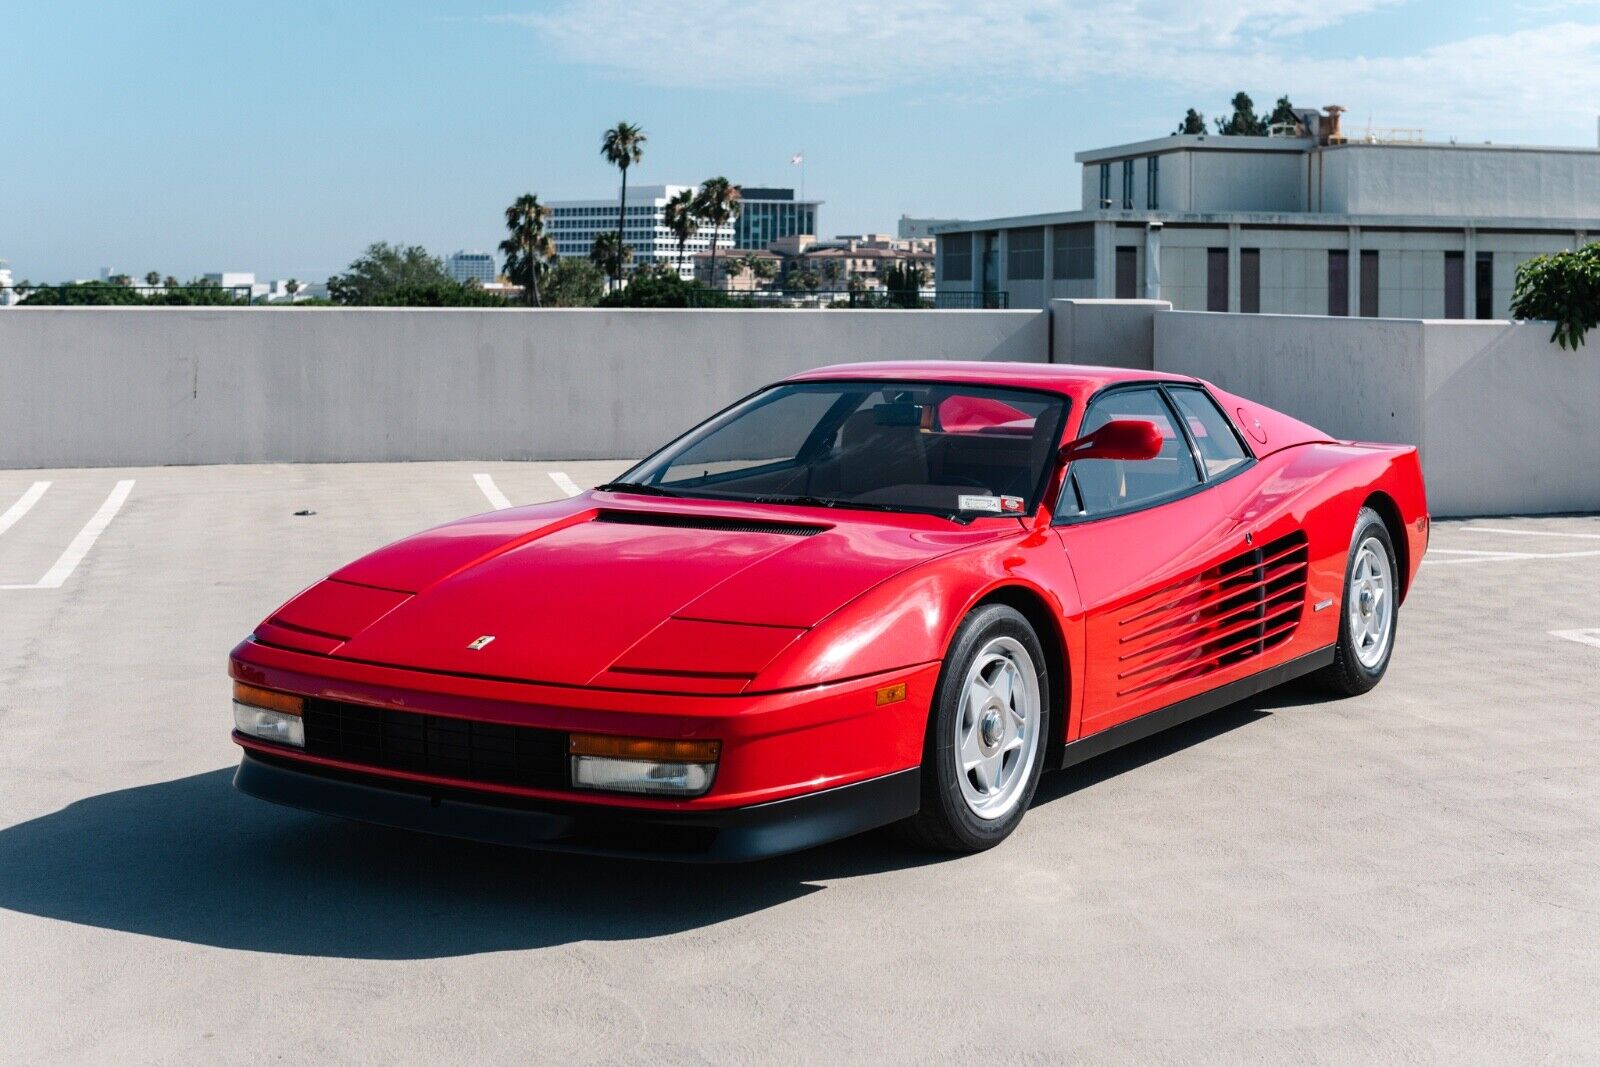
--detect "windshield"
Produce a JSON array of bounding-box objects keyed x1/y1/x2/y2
[{"x1": 615, "y1": 380, "x2": 1070, "y2": 517}]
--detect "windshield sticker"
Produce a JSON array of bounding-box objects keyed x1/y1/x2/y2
[
  {"x1": 1000, "y1": 496, "x2": 1026, "y2": 513},
  {"x1": 958, "y1": 494, "x2": 1003, "y2": 513}
]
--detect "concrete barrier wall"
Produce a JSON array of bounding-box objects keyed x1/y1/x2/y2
[
  {"x1": 1050, "y1": 299, "x2": 1170, "y2": 369},
  {"x1": 1154, "y1": 312, "x2": 1600, "y2": 516},
  {"x1": 0, "y1": 307, "x2": 1047, "y2": 468}
]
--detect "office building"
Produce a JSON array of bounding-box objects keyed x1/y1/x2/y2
[
  {"x1": 734, "y1": 188, "x2": 822, "y2": 251},
  {"x1": 446, "y1": 251, "x2": 496, "y2": 285},
  {"x1": 549, "y1": 185, "x2": 734, "y2": 279},
  {"x1": 935, "y1": 108, "x2": 1600, "y2": 317}
]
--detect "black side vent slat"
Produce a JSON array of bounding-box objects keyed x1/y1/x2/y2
[{"x1": 593, "y1": 510, "x2": 827, "y2": 537}]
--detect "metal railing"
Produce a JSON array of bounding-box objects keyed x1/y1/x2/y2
[{"x1": 692, "y1": 289, "x2": 1008, "y2": 309}]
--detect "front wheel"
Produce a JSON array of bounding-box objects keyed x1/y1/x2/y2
[
  {"x1": 1312, "y1": 506, "x2": 1399, "y2": 696},
  {"x1": 898, "y1": 604, "x2": 1050, "y2": 853}
]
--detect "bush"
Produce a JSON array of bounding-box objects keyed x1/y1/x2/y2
[
  {"x1": 1511, "y1": 243, "x2": 1600, "y2": 350},
  {"x1": 599, "y1": 268, "x2": 728, "y2": 308}
]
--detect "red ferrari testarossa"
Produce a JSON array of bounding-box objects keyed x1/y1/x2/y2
[{"x1": 230, "y1": 362, "x2": 1428, "y2": 859}]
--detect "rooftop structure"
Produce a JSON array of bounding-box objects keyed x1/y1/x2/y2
[
  {"x1": 446, "y1": 251, "x2": 496, "y2": 285},
  {"x1": 936, "y1": 112, "x2": 1600, "y2": 317},
  {"x1": 734, "y1": 187, "x2": 822, "y2": 251}
]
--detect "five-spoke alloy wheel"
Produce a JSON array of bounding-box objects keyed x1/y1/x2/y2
[{"x1": 1314, "y1": 505, "x2": 1401, "y2": 696}]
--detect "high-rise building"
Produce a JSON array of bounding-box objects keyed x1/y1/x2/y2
[
  {"x1": 549, "y1": 185, "x2": 734, "y2": 279},
  {"x1": 735, "y1": 188, "x2": 822, "y2": 250},
  {"x1": 446, "y1": 251, "x2": 496, "y2": 285}
]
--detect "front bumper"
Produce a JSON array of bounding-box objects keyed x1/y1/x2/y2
[{"x1": 235, "y1": 749, "x2": 920, "y2": 862}]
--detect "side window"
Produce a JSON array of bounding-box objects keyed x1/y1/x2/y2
[
  {"x1": 1066, "y1": 387, "x2": 1200, "y2": 516},
  {"x1": 1167, "y1": 386, "x2": 1251, "y2": 479}
]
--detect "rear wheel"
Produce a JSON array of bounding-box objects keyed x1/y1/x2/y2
[
  {"x1": 1312, "y1": 506, "x2": 1399, "y2": 696},
  {"x1": 899, "y1": 604, "x2": 1050, "y2": 853}
]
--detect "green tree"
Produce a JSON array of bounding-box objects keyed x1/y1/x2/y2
[
  {"x1": 600, "y1": 121, "x2": 647, "y2": 290},
  {"x1": 285, "y1": 278, "x2": 300, "y2": 302},
  {"x1": 818, "y1": 257, "x2": 844, "y2": 288},
  {"x1": 327, "y1": 242, "x2": 453, "y2": 304},
  {"x1": 663, "y1": 187, "x2": 698, "y2": 275},
  {"x1": 598, "y1": 265, "x2": 726, "y2": 308},
  {"x1": 880, "y1": 261, "x2": 931, "y2": 308},
  {"x1": 1215, "y1": 92, "x2": 1266, "y2": 136},
  {"x1": 750, "y1": 255, "x2": 778, "y2": 287},
  {"x1": 162, "y1": 275, "x2": 179, "y2": 289},
  {"x1": 1266, "y1": 95, "x2": 1297, "y2": 130},
  {"x1": 542, "y1": 258, "x2": 606, "y2": 307},
  {"x1": 108, "y1": 273, "x2": 133, "y2": 287},
  {"x1": 1511, "y1": 242, "x2": 1600, "y2": 349},
  {"x1": 693, "y1": 177, "x2": 742, "y2": 287},
  {"x1": 1174, "y1": 108, "x2": 1206, "y2": 135},
  {"x1": 783, "y1": 269, "x2": 819, "y2": 293},
  {"x1": 500, "y1": 193, "x2": 555, "y2": 306},
  {"x1": 144, "y1": 271, "x2": 161, "y2": 287},
  {"x1": 589, "y1": 231, "x2": 633, "y2": 283}
]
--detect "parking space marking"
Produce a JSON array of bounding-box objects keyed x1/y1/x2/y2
[
  {"x1": 1550, "y1": 628, "x2": 1600, "y2": 650},
  {"x1": 1463, "y1": 526, "x2": 1600, "y2": 541},
  {"x1": 0, "y1": 480, "x2": 135, "y2": 590},
  {"x1": 549, "y1": 472, "x2": 582, "y2": 497},
  {"x1": 1426, "y1": 548, "x2": 1600, "y2": 566},
  {"x1": 0, "y1": 481, "x2": 51, "y2": 538},
  {"x1": 473, "y1": 473, "x2": 513, "y2": 511}
]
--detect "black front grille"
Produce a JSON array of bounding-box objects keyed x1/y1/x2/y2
[{"x1": 300, "y1": 699, "x2": 569, "y2": 791}]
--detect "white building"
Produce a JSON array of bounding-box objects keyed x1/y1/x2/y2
[
  {"x1": 446, "y1": 251, "x2": 496, "y2": 285},
  {"x1": 0, "y1": 260, "x2": 14, "y2": 305},
  {"x1": 549, "y1": 185, "x2": 734, "y2": 279},
  {"x1": 935, "y1": 113, "x2": 1600, "y2": 317}
]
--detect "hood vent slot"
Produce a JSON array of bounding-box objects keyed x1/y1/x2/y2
[{"x1": 593, "y1": 510, "x2": 827, "y2": 537}]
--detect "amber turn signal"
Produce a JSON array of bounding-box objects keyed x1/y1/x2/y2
[
  {"x1": 568, "y1": 734, "x2": 721, "y2": 763},
  {"x1": 233, "y1": 681, "x2": 305, "y2": 716},
  {"x1": 875, "y1": 682, "x2": 907, "y2": 706}
]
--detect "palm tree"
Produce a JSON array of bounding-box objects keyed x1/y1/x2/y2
[
  {"x1": 751, "y1": 255, "x2": 778, "y2": 288},
  {"x1": 589, "y1": 232, "x2": 632, "y2": 283},
  {"x1": 600, "y1": 122, "x2": 646, "y2": 289},
  {"x1": 499, "y1": 193, "x2": 556, "y2": 306},
  {"x1": 663, "y1": 187, "x2": 698, "y2": 277},
  {"x1": 285, "y1": 278, "x2": 300, "y2": 303},
  {"x1": 693, "y1": 177, "x2": 742, "y2": 288},
  {"x1": 144, "y1": 271, "x2": 161, "y2": 287},
  {"x1": 723, "y1": 258, "x2": 747, "y2": 290}
]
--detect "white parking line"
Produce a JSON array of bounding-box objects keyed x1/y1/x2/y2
[
  {"x1": 1463, "y1": 526, "x2": 1600, "y2": 541},
  {"x1": 1550, "y1": 628, "x2": 1600, "y2": 650},
  {"x1": 1425, "y1": 548, "x2": 1600, "y2": 566},
  {"x1": 0, "y1": 481, "x2": 51, "y2": 538},
  {"x1": 473, "y1": 473, "x2": 512, "y2": 511},
  {"x1": 0, "y1": 480, "x2": 135, "y2": 590},
  {"x1": 549, "y1": 472, "x2": 582, "y2": 497}
]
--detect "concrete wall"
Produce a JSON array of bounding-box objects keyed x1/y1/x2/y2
[
  {"x1": 0, "y1": 307, "x2": 1047, "y2": 468},
  {"x1": 1323, "y1": 143, "x2": 1600, "y2": 219},
  {"x1": 1051, "y1": 299, "x2": 1169, "y2": 370},
  {"x1": 1153, "y1": 312, "x2": 1600, "y2": 516}
]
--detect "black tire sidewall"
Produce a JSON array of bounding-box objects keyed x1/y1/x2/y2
[
  {"x1": 1337, "y1": 508, "x2": 1399, "y2": 688},
  {"x1": 921, "y1": 604, "x2": 1051, "y2": 851}
]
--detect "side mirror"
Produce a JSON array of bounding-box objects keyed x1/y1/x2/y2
[{"x1": 1058, "y1": 419, "x2": 1164, "y2": 463}]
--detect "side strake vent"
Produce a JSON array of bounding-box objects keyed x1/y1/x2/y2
[
  {"x1": 1114, "y1": 531, "x2": 1310, "y2": 700},
  {"x1": 592, "y1": 510, "x2": 827, "y2": 537}
]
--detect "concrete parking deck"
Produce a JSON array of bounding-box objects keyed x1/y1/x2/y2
[{"x1": 2, "y1": 462, "x2": 1597, "y2": 1063}]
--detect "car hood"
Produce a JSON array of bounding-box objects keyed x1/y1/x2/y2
[{"x1": 259, "y1": 497, "x2": 1012, "y2": 692}]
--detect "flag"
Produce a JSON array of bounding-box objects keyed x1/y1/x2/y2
[{"x1": 791, "y1": 153, "x2": 804, "y2": 165}]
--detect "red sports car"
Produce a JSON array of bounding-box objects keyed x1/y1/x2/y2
[{"x1": 230, "y1": 363, "x2": 1427, "y2": 859}]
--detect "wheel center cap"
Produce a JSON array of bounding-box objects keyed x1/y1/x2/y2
[
  {"x1": 980, "y1": 708, "x2": 1004, "y2": 748},
  {"x1": 1359, "y1": 588, "x2": 1375, "y2": 615}
]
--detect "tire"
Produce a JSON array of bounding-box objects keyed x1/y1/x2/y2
[
  {"x1": 1312, "y1": 506, "x2": 1399, "y2": 696},
  {"x1": 898, "y1": 604, "x2": 1051, "y2": 853}
]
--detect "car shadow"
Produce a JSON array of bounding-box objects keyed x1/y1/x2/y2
[{"x1": 0, "y1": 695, "x2": 1320, "y2": 960}]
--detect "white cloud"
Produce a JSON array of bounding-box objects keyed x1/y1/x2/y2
[{"x1": 501, "y1": 1, "x2": 1600, "y2": 135}]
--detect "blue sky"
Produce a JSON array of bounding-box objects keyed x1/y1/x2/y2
[{"x1": 6, "y1": 0, "x2": 1600, "y2": 282}]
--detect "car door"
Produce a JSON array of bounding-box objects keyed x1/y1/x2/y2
[{"x1": 1054, "y1": 383, "x2": 1271, "y2": 738}]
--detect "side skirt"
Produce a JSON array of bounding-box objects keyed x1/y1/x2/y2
[{"x1": 1058, "y1": 645, "x2": 1336, "y2": 770}]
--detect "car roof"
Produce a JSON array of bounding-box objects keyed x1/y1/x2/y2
[{"x1": 783, "y1": 361, "x2": 1198, "y2": 398}]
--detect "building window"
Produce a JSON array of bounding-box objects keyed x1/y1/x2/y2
[
  {"x1": 1206, "y1": 248, "x2": 1228, "y2": 312},
  {"x1": 1328, "y1": 250, "x2": 1350, "y2": 316},
  {"x1": 1121, "y1": 160, "x2": 1134, "y2": 210},
  {"x1": 1240, "y1": 248, "x2": 1261, "y2": 313},
  {"x1": 1099, "y1": 165, "x2": 1110, "y2": 209},
  {"x1": 1147, "y1": 156, "x2": 1160, "y2": 210},
  {"x1": 1360, "y1": 251, "x2": 1379, "y2": 317},
  {"x1": 1115, "y1": 247, "x2": 1138, "y2": 298},
  {"x1": 1053, "y1": 225, "x2": 1094, "y2": 280},
  {"x1": 941, "y1": 233, "x2": 973, "y2": 282},
  {"x1": 1475, "y1": 252, "x2": 1494, "y2": 319},
  {"x1": 1444, "y1": 251, "x2": 1465, "y2": 319},
  {"x1": 1008, "y1": 227, "x2": 1044, "y2": 280}
]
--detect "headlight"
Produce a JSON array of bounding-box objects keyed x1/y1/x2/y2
[
  {"x1": 233, "y1": 681, "x2": 305, "y2": 748},
  {"x1": 568, "y1": 734, "x2": 720, "y2": 797}
]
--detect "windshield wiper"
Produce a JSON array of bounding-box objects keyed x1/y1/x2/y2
[
  {"x1": 594, "y1": 481, "x2": 680, "y2": 497},
  {"x1": 748, "y1": 494, "x2": 969, "y2": 524}
]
